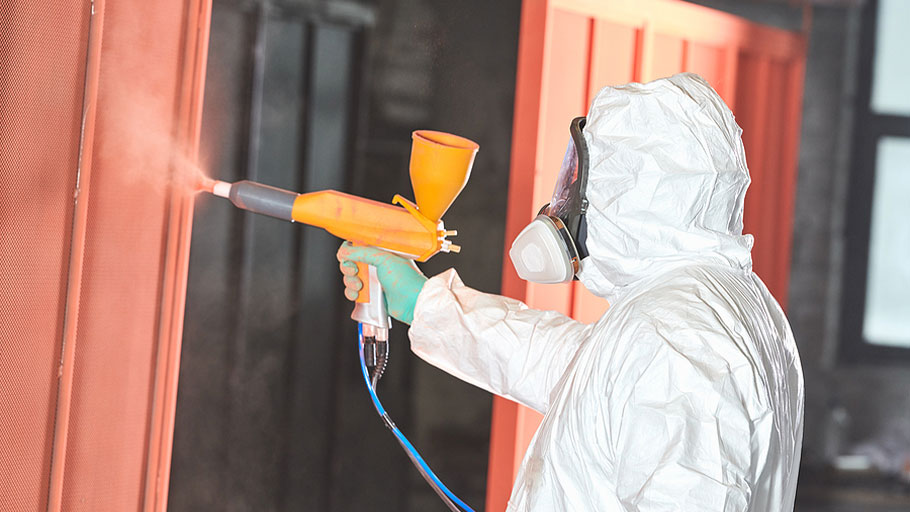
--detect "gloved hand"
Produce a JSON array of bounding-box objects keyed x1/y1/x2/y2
[{"x1": 336, "y1": 242, "x2": 428, "y2": 325}]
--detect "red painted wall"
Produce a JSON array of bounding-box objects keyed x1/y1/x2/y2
[{"x1": 0, "y1": 1, "x2": 209, "y2": 510}]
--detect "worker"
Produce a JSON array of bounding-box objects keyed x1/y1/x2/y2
[{"x1": 337, "y1": 73, "x2": 804, "y2": 511}]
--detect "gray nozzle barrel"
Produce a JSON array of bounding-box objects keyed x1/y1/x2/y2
[{"x1": 228, "y1": 180, "x2": 298, "y2": 221}]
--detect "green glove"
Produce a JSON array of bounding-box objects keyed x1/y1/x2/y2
[{"x1": 336, "y1": 242, "x2": 428, "y2": 325}]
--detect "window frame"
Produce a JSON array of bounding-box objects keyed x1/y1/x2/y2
[{"x1": 840, "y1": 0, "x2": 910, "y2": 364}]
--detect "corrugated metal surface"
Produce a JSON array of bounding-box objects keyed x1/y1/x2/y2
[
  {"x1": 59, "y1": 1, "x2": 187, "y2": 509},
  {"x1": 0, "y1": 0, "x2": 210, "y2": 510},
  {"x1": 0, "y1": 2, "x2": 90, "y2": 510},
  {"x1": 489, "y1": 0, "x2": 807, "y2": 509}
]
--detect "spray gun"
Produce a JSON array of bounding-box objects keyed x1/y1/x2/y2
[
  {"x1": 203, "y1": 131, "x2": 478, "y2": 511},
  {"x1": 205, "y1": 128, "x2": 476, "y2": 335}
]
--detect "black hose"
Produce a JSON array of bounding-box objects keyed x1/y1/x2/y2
[{"x1": 370, "y1": 340, "x2": 389, "y2": 389}]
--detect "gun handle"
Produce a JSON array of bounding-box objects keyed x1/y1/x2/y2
[{"x1": 351, "y1": 263, "x2": 391, "y2": 329}]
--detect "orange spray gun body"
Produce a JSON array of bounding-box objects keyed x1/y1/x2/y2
[{"x1": 206, "y1": 130, "x2": 478, "y2": 332}]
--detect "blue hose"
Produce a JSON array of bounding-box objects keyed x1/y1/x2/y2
[{"x1": 358, "y1": 323, "x2": 475, "y2": 512}]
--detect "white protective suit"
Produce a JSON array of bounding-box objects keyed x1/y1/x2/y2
[{"x1": 408, "y1": 73, "x2": 804, "y2": 511}]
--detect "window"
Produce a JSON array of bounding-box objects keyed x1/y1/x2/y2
[
  {"x1": 870, "y1": 0, "x2": 910, "y2": 115},
  {"x1": 841, "y1": 0, "x2": 910, "y2": 362},
  {"x1": 863, "y1": 137, "x2": 910, "y2": 347}
]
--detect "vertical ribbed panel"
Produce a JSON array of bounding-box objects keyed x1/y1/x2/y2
[
  {"x1": 59, "y1": 1, "x2": 200, "y2": 510},
  {"x1": 0, "y1": 0, "x2": 209, "y2": 510},
  {"x1": 0, "y1": 2, "x2": 89, "y2": 510}
]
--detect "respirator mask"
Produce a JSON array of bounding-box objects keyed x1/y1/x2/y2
[{"x1": 510, "y1": 117, "x2": 589, "y2": 284}]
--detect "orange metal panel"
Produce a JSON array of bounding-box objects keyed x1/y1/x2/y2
[
  {"x1": 491, "y1": 0, "x2": 806, "y2": 509},
  {"x1": 500, "y1": 0, "x2": 547, "y2": 306},
  {"x1": 587, "y1": 19, "x2": 637, "y2": 100},
  {"x1": 486, "y1": 397, "x2": 520, "y2": 510},
  {"x1": 571, "y1": 284, "x2": 609, "y2": 324},
  {"x1": 762, "y1": 60, "x2": 790, "y2": 300},
  {"x1": 143, "y1": 1, "x2": 211, "y2": 509},
  {"x1": 1, "y1": 0, "x2": 209, "y2": 511},
  {"x1": 737, "y1": 54, "x2": 772, "y2": 286},
  {"x1": 0, "y1": 2, "x2": 94, "y2": 510},
  {"x1": 553, "y1": 0, "x2": 804, "y2": 62},
  {"x1": 46, "y1": 2, "x2": 106, "y2": 510},
  {"x1": 722, "y1": 47, "x2": 740, "y2": 108},
  {"x1": 535, "y1": 9, "x2": 590, "y2": 212},
  {"x1": 686, "y1": 42, "x2": 725, "y2": 92},
  {"x1": 637, "y1": 22, "x2": 655, "y2": 82},
  {"x1": 56, "y1": 1, "x2": 210, "y2": 510},
  {"x1": 651, "y1": 33, "x2": 684, "y2": 79}
]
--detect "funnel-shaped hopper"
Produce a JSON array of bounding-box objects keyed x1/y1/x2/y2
[{"x1": 410, "y1": 130, "x2": 478, "y2": 222}]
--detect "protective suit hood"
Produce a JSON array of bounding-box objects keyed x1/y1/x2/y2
[{"x1": 576, "y1": 73, "x2": 754, "y2": 300}]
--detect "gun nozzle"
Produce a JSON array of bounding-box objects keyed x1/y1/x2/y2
[
  {"x1": 211, "y1": 180, "x2": 232, "y2": 198},
  {"x1": 448, "y1": 244, "x2": 461, "y2": 254}
]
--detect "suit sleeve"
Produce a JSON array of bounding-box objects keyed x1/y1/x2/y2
[{"x1": 408, "y1": 269, "x2": 592, "y2": 414}]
